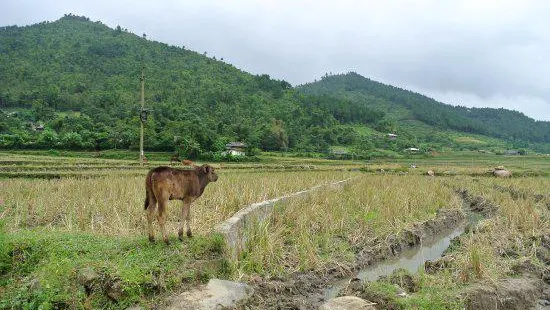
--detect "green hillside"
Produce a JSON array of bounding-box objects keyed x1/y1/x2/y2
[
  {"x1": 0, "y1": 15, "x2": 388, "y2": 157},
  {"x1": 299, "y1": 72, "x2": 550, "y2": 152},
  {"x1": 1, "y1": 14, "x2": 548, "y2": 157}
]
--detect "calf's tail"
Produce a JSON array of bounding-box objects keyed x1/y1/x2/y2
[{"x1": 144, "y1": 171, "x2": 153, "y2": 210}]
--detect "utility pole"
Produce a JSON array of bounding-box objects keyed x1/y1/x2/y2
[{"x1": 139, "y1": 65, "x2": 145, "y2": 166}]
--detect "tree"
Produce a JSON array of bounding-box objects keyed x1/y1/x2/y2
[
  {"x1": 352, "y1": 136, "x2": 374, "y2": 157},
  {"x1": 61, "y1": 132, "x2": 84, "y2": 149},
  {"x1": 175, "y1": 136, "x2": 202, "y2": 159},
  {"x1": 37, "y1": 129, "x2": 59, "y2": 148},
  {"x1": 375, "y1": 118, "x2": 396, "y2": 133},
  {"x1": 261, "y1": 119, "x2": 288, "y2": 151}
]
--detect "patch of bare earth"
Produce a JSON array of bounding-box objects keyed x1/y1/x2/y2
[{"x1": 463, "y1": 257, "x2": 550, "y2": 310}]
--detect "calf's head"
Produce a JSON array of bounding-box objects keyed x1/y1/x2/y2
[{"x1": 200, "y1": 164, "x2": 218, "y2": 182}]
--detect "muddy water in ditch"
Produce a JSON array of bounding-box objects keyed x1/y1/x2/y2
[{"x1": 326, "y1": 213, "x2": 482, "y2": 299}]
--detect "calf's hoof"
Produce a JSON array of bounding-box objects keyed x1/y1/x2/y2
[
  {"x1": 148, "y1": 235, "x2": 155, "y2": 243},
  {"x1": 187, "y1": 230, "x2": 193, "y2": 238},
  {"x1": 164, "y1": 239, "x2": 170, "y2": 245},
  {"x1": 178, "y1": 229, "x2": 184, "y2": 241}
]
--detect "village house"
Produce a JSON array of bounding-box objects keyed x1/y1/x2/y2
[
  {"x1": 30, "y1": 123, "x2": 44, "y2": 131},
  {"x1": 328, "y1": 147, "x2": 353, "y2": 159},
  {"x1": 225, "y1": 142, "x2": 247, "y2": 156}
]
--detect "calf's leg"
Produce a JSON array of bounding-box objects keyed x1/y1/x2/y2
[
  {"x1": 179, "y1": 197, "x2": 193, "y2": 240},
  {"x1": 146, "y1": 198, "x2": 157, "y2": 242},
  {"x1": 157, "y1": 199, "x2": 169, "y2": 244}
]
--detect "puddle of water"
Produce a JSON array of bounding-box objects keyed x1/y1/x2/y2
[{"x1": 326, "y1": 214, "x2": 481, "y2": 299}]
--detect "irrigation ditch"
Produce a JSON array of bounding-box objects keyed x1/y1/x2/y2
[
  {"x1": 240, "y1": 208, "x2": 468, "y2": 309},
  {"x1": 318, "y1": 189, "x2": 550, "y2": 310},
  {"x1": 233, "y1": 187, "x2": 549, "y2": 309}
]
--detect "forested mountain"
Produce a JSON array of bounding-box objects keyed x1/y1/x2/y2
[
  {"x1": 0, "y1": 15, "x2": 387, "y2": 156},
  {"x1": 299, "y1": 73, "x2": 550, "y2": 150},
  {"x1": 1, "y1": 15, "x2": 548, "y2": 157}
]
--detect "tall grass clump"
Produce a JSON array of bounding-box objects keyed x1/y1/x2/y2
[
  {"x1": 404, "y1": 176, "x2": 550, "y2": 307},
  {"x1": 237, "y1": 174, "x2": 460, "y2": 277},
  {"x1": 2, "y1": 170, "x2": 354, "y2": 237}
]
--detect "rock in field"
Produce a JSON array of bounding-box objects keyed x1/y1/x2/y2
[
  {"x1": 319, "y1": 296, "x2": 376, "y2": 310},
  {"x1": 77, "y1": 267, "x2": 99, "y2": 287},
  {"x1": 492, "y1": 167, "x2": 512, "y2": 178},
  {"x1": 162, "y1": 279, "x2": 253, "y2": 310}
]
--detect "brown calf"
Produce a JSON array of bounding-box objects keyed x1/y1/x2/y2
[
  {"x1": 181, "y1": 159, "x2": 193, "y2": 166},
  {"x1": 144, "y1": 164, "x2": 218, "y2": 244}
]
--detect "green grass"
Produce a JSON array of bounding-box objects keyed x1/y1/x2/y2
[
  {"x1": 345, "y1": 278, "x2": 463, "y2": 309},
  {"x1": 398, "y1": 120, "x2": 510, "y2": 151},
  {"x1": 55, "y1": 111, "x2": 81, "y2": 117},
  {"x1": 350, "y1": 124, "x2": 379, "y2": 136},
  {"x1": 453, "y1": 136, "x2": 486, "y2": 145},
  {"x1": 340, "y1": 269, "x2": 464, "y2": 309},
  {"x1": 0, "y1": 149, "x2": 170, "y2": 161},
  {"x1": 0, "y1": 228, "x2": 227, "y2": 309}
]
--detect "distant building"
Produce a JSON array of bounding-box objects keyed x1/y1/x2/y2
[
  {"x1": 31, "y1": 123, "x2": 44, "y2": 131},
  {"x1": 405, "y1": 147, "x2": 420, "y2": 152},
  {"x1": 225, "y1": 142, "x2": 247, "y2": 156},
  {"x1": 331, "y1": 149, "x2": 348, "y2": 155},
  {"x1": 504, "y1": 150, "x2": 519, "y2": 155},
  {"x1": 329, "y1": 148, "x2": 351, "y2": 159},
  {"x1": 387, "y1": 133, "x2": 398, "y2": 140}
]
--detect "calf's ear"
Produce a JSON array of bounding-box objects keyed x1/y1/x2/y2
[{"x1": 202, "y1": 165, "x2": 208, "y2": 174}]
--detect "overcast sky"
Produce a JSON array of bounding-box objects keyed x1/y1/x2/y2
[{"x1": 2, "y1": 0, "x2": 549, "y2": 121}]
